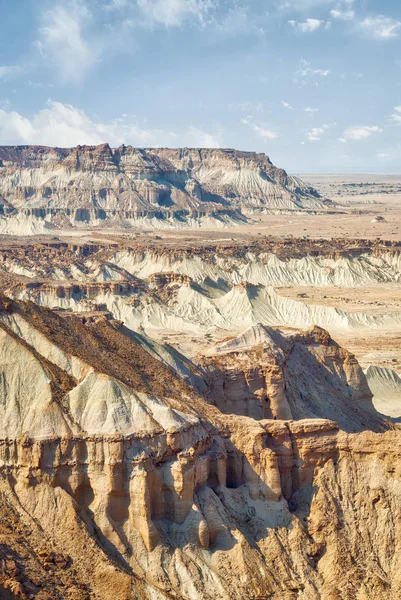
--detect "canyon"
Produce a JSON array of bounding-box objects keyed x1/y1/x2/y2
[
  {"x1": 0, "y1": 151, "x2": 400, "y2": 599},
  {"x1": 0, "y1": 295, "x2": 400, "y2": 600}
]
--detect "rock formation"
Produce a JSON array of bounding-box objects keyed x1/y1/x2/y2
[
  {"x1": 0, "y1": 145, "x2": 327, "y2": 232},
  {"x1": 202, "y1": 324, "x2": 382, "y2": 431},
  {"x1": 0, "y1": 295, "x2": 400, "y2": 599}
]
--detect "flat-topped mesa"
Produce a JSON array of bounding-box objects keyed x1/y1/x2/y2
[
  {"x1": 0, "y1": 144, "x2": 329, "y2": 233},
  {"x1": 0, "y1": 144, "x2": 286, "y2": 174}
]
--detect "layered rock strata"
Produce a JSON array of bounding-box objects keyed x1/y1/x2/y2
[
  {"x1": 202, "y1": 324, "x2": 381, "y2": 431},
  {"x1": 0, "y1": 145, "x2": 327, "y2": 232},
  {"x1": 0, "y1": 296, "x2": 400, "y2": 599}
]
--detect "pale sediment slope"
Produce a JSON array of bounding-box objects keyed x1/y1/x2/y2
[
  {"x1": 366, "y1": 365, "x2": 401, "y2": 418},
  {"x1": 15, "y1": 279, "x2": 401, "y2": 339},
  {"x1": 113, "y1": 248, "x2": 401, "y2": 287}
]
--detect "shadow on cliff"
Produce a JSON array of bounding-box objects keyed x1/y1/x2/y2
[{"x1": 282, "y1": 342, "x2": 391, "y2": 434}]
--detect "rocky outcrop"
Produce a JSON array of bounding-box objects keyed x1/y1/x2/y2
[
  {"x1": 202, "y1": 324, "x2": 386, "y2": 431},
  {"x1": 0, "y1": 296, "x2": 400, "y2": 598},
  {"x1": 0, "y1": 145, "x2": 327, "y2": 231}
]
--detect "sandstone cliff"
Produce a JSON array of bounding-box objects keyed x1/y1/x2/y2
[
  {"x1": 202, "y1": 324, "x2": 383, "y2": 431},
  {"x1": 0, "y1": 295, "x2": 400, "y2": 599}
]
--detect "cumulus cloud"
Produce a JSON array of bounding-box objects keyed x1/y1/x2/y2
[
  {"x1": 343, "y1": 125, "x2": 382, "y2": 140},
  {"x1": 281, "y1": 101, "x2": 293, "y2": 109},
  {"x1": 304, "y1": 106, "x2": 319, "y2": 113},
  {"x1": 305, "y1": 123, "x2": 334, "y2": 141},
  {"x1": 36, "y1": 2, "x2": 101, "y2": 83},
  {"x1": 359, "y1": 16, "x2": 401, "y2": 40},
  {"x1": 288, "y1": 18, "x2": 329, "y2": 33},
  {"x1": 330, "y1": 0, "x2": 355, "y2": 21},
  {"x1": 0, "y1": 100, "x2": 222, "y2": 147},
  {"x1": 330, "y1": 8, "x2": 355, "y2": 21}
]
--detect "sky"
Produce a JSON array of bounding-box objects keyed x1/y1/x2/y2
[{"x1": 0, "y1": 0, "x2": 400, "y2": 173}]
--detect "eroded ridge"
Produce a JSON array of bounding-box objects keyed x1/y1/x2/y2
[
  {"x1": 0, "y1": 145, "x2": 334, "y2": 233},
  {"x1": 0, "y1": 296, "x2": 399, "y2": 599}
]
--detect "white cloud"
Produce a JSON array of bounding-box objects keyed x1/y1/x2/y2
[
  {"x1": 0, "y1": 100, "x2": 223, "y2": 148},
  {"x1": 240, "y1": 114, "x2": 274, "y2": 138},
  {"x1": 359, "y1": 16, "x2": 401, "y2": 40},
  {"x1": 281, "y1": 101, "x2": 293, "y2": 109},
  {"x1": 306, "y1": 128, "x2": 324, "y2": 141},
  {"x1": 377, "y1": 153, "x2": 391, "y2": 159},
  {"x1": 304, "y1": 106, "x2": 319, "y2": 113},
  {"x1": 136, "y1": 0, "x2": 214, "y2": 28},
  {"x1": 0, "y1": 110, "x2": 35, "y2": 143},
  {"x1": 305, "y1": 122, "x2": 336, "y2": 141},
  {"x1": 343, "y1": 125, "x2": 382, "y2": 140},
  {"x1": 214, "y1": 6, "x2": 265, "y2": 37},
  {"x1": 330, "y1": 8, "x2": 355, "y2": 21},
  {"x1": 296, "y1": 59, "x2": 330, "y2": 78},
  {"x1": 121, "y1": 1, "x2": 259, "y2": 36},
  {"x1": 278, "y1": 0, "x2": 346, "y2": 9},
  {"x1": 0, "y1": 100, "x2": 188, "y2": 147},
  {"x1": 299, "y1": 66, "x2": 330, "y2": 77},
  {"x1": 239, "y1": 114, "x2": 278, "y2": 139},
  {"x1": 391, "y1": 106, "x2": 401, "y2": 124},
  {"x1": 288, "y1": 18, "x2": 329, "y2": 33},
  {"x1": 252, "y1": 124, "x2": 278, "y2": 140},
  {"x1": 36, "y1": 2, "x2": 100, "y2": 83}
]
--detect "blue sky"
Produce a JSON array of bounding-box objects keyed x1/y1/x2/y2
[{"x1": 0, "y1": 0, "x2": 400, "y2": 172}]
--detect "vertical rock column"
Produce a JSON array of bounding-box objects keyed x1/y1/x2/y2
[{"x1": 265, "y1": 365, "x2": 293, "y2": 420}]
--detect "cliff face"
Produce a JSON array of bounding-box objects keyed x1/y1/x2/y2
[
  {"x1": 0, "y1": 295, "x2": 400, "y2": 599},
  {"x1": 0, "y1": 145, "x2": 325, "y2": 232},
  {"x1": 202, "y1": 324, "x2": 380, "y2": 431}
]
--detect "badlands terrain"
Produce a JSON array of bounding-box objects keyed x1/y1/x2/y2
[
  {"x1": 0, "y1": 146, "x2": 400, "y2": 599},
  {"x1": 0, "y1": 145, "x2": 325, "y2": 234}
]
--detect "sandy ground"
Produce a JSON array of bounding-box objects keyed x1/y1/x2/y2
[
  {"x1": 274, "y1": 283, "x2": 401, "y2": 373},
  {"x1": 3, "y1": 191, "x2": 400, "y2": 247},
  {"x1": 332, "y1": 330, "x2": 401, "y2": 373},
  {"x1": 276, "y1": 284, "x2": 401, "y2": 315}
]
